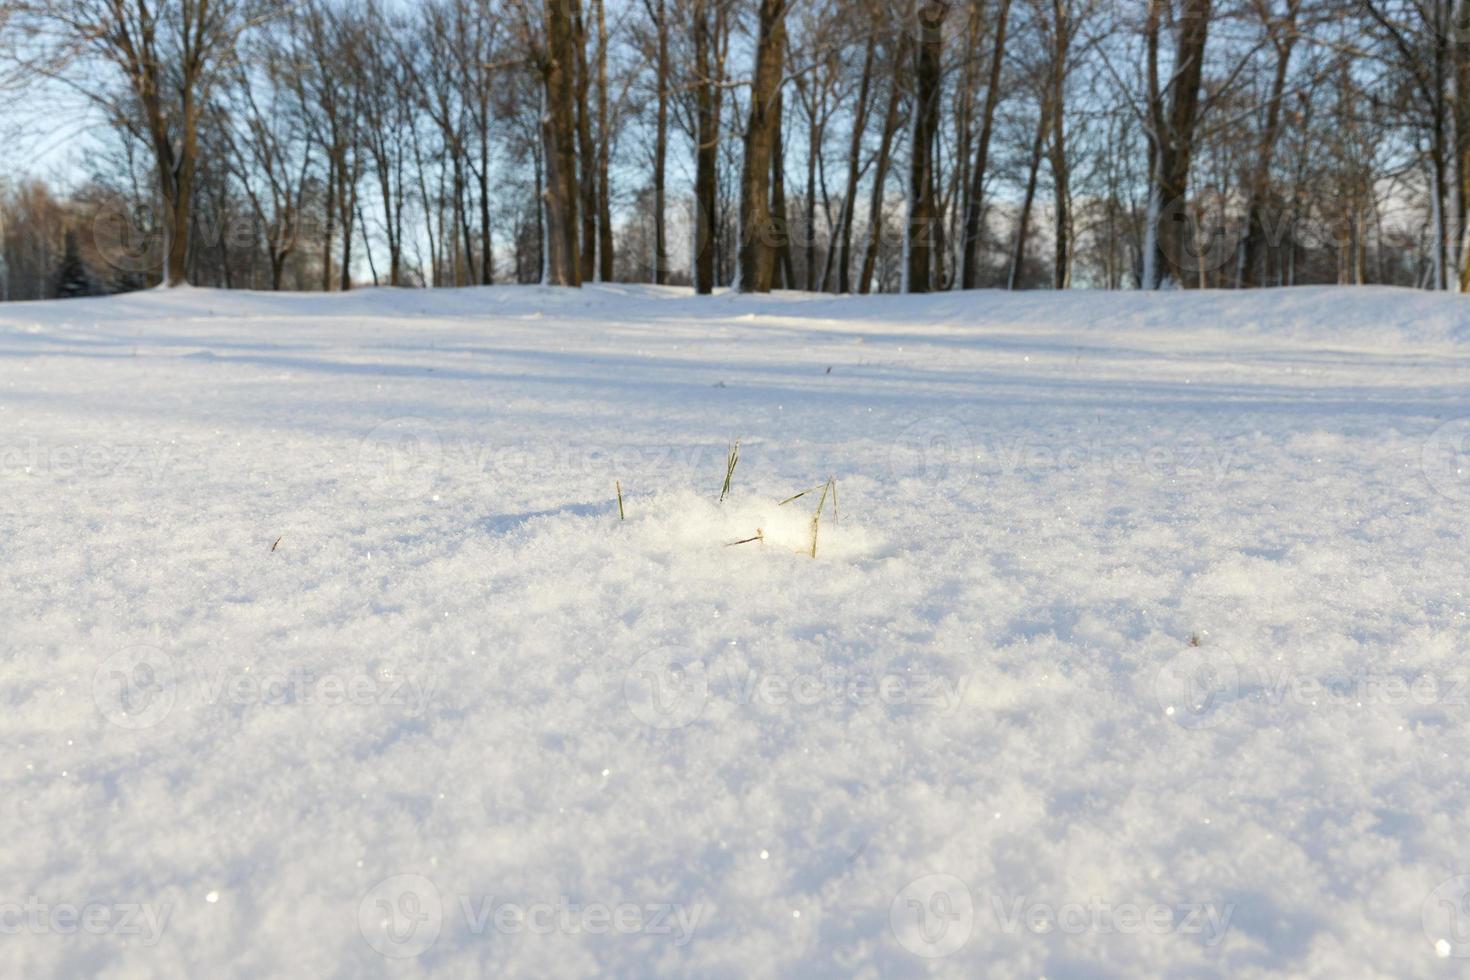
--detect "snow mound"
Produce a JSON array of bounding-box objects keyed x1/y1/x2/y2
[{"x1": 569, "y1": 487, "x2": 877, "y2": 562}]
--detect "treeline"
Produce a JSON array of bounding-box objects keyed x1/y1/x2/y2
[{"x1": 0, "y1": 0, "x2": 1459, "y2": 300}]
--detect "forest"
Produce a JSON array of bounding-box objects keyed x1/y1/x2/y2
[{"x1": 0, "y1": 0, "x2": 1464, "y2": 299}]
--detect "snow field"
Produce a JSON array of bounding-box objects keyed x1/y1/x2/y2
[{"x1": 1, "y1": 284, "x2": 1469, "y2": 977}]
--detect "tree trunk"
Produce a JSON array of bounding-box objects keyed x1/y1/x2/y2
[
  {"x1": 771, "y1": 84, "x2": 797, "y2": 289},
  {"x1": 378, "y1": 158, "x2": 402, "y2": 287},
  {"x1": 339, "y1": 150, "x2": 356, "y2": 292},
  {"x1": 960, "y1": 0, "x2": 1010, "y2": 289},
  {"x1": 321, "y1": 164, "x2": 336, "y2": 291},
  {"x1": 412, "y1": 130, "x2": 437, "y2": 286},
  {"x1": 649, "y1": 0, "x2": 670, "y2": 284},
  {"x1": 801, "y1": 79, "x2": 819, "y2": 290},
  {"x1": 905, "y1": 2, "x2": 946, "y2": 293},
  {"x1": 693, "y1": 0, "x2": 723, "y2": 294},
  {"x1": 1009, "y1": 106, "x2": 1048, "y2": 290},
  {"x1": 134, "y1": 23, "x2": 196, "y2": 287},
  {"x1": 164, "y1": 88, "x2": 197, "y2": 288},
  {"x1": 480, "y1": 103, "x2": 494, "y2": 285},
  {"x1": 458, "y1": 154, "x2": 476, "y2": 285},
  {"x1": 836, "y1": 34, "x2": 877, "y2": 294},
  {"x1": 339, "y1": 200, "x2": 354, "y2": 291},
  {"x1": 596, "y1": 0, "x2": 615, "y2": 282},
  {"x1": 860, "y1": 38, "x2": 909, "y2": 294},
  {"x1": 1144, "y1": 0, "x2": 1213, "y2": 289},
  {"x1": 1457, "y1": 0, "x2": 1470, "y2": 290},
  {"x1": 532, "y1": 135, "x2": 545, "y2": 280},
  {"x1": 932, "y1": 145, "x2": 948, "y2": 289},
  {"x1": 1048, "y1": 0, "x2": 1071, "y2": 290},
  {"x1": 541, "y1": 0, "x2": 582, "y2": 287},
  {"x1": 575, "y1": 1, "x2": 598, "y2": 282},
  {"x1": 165, "y1": 168, "x2": 193, "y2": 288},
  {"x1": 359, "y1": 202, "x2": 379, "y2": 286},
  {"x1": 737, "y1": 0, "x2": 790, "y2": 293},
  {"x1": 1440, "y1": 12, "x2": 1462, "y2": 292},
  {"x1": 1239, "y1": 3, "x2": 1298, "y2": 288}
]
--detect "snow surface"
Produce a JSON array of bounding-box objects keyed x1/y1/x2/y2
[{"x1": 2, "y1": 283, "x2": 1469, "y2": 978}]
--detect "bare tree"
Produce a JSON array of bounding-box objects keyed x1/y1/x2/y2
[
  {"x1": 529, "y1": 0, "x2": 582, "y2": 286},
  {"x1": 1238, "y1": 0, "x2": 1301, "y2": 287},
  {"x1": 960, "y1": 0, "x2": 1013, "y2": 289},
  {"x1": 860, "y1": 34, "x2": 909, "y2": 294},
  {"x1": 222, "y1": 34, "x2": 313, "y2": 290},
  {"x1": 641, "y1": 0, "x2": 672, "y2": 283},
  {"x1": 1142, "y1": 0, "x2": 1214, "y2": 289},
  {"x1": 15, "y1": 0, "x2": 276, "y2": 285},
  {"x1": 0, "y1": 0, "x2": 1455, "y2": 300}
]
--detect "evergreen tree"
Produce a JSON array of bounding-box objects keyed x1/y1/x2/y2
[{"x1": 53, "y1": 230, "x2": 100, "y2": 299}]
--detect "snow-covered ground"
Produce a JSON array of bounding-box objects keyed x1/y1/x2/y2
[{"x1": 2, "y1": 284, "x2": 1469, "y2": 978}]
